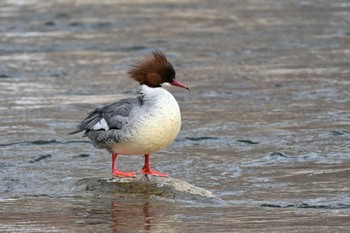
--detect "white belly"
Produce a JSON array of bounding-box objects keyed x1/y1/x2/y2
[{"x1": 111, "y1": 87, "x2": 181, "y2": 155}]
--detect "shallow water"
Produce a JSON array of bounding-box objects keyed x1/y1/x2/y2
[{"x1": 1, "y1": 0, "x2": 350, "y2": 232}]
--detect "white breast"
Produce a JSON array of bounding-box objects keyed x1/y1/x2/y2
[{"x1": 111, "y1": 85, "x2": 181, "y2": 155}]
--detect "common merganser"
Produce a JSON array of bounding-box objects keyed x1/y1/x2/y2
[{"x1": 70, "y1": 51, "x2": 190, "y2": 177}]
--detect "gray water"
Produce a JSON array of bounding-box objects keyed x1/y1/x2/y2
[{"x1": 1, "y1": 0, "x2": 350, "y2": 232}]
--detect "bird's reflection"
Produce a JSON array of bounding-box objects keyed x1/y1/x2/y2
[
  {"x1": 111, "y1": 201, "x2": 153, "y2": 232},
  {"x1": 143, "y1": 202, "x2": 152, "y2": 231}
]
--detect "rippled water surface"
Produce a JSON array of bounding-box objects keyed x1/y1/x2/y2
[{"x1": 1, "y1": 0, "x2": 350, "y2": 232}]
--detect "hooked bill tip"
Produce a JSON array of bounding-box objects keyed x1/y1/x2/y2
[{"x1": 170, "y1": 79, "x2": 190, "y2": 91}]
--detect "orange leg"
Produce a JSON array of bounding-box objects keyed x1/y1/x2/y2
[
  {"x1": 112, "y1": 153, "x2": 135, "y2": 177},
  {"x1": 139, "y1": 154, "x2": 168, "y2": 177}
]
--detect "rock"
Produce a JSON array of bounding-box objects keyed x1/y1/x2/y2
[{"x1": 76, "y1": 175, "x2": 225, "y2": 205}]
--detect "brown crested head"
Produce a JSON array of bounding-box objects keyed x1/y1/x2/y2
[
  {"x1": 128, "y1": 50, "x2": 176, "y2": 88},
  {"x1": 128, "y1": 50, "x2": 190, "y2": 90}
]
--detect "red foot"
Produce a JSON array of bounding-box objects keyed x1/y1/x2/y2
[
  {"x1": 139, "y1": 154, "x2": 168, "y2": 177},
  {"x1": 112, "y1": 170, "x2": 135, "y2": 178},
  {"x1": 139, "y1": 168, "x2": 168, "y2": 177},
  {"x1": 111, "y1": 152, "x2": 135, "y2": 177}
]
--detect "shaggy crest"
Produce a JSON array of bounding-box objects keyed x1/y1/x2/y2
[{"x1": 128, "y1": 50, "x2": 176, "y2": 87}]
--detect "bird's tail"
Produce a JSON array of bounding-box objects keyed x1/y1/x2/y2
[{"x1": 69, "y1": 128, "x2": 82, "y2": 135}]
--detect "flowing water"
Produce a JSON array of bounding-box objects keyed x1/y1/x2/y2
[{"x1": 1, "y1": 0, "x2": 350, "y2": 232}]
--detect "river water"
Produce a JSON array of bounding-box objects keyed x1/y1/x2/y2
[{"x1": 1, "y1": 0, "x2": 350, "y2": 232}]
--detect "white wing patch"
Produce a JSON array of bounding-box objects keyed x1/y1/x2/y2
[{"x1": 92, "y1": 118, "x2": 109, "y2": 131}]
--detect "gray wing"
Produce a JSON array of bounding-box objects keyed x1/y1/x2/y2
[{"x1": 70, "y1": 97, "x2": 142, "y2": 143}]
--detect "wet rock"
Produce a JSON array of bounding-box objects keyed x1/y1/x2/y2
[{"x1": 77, "y1": 175, "x2": 225, "y2": 204}]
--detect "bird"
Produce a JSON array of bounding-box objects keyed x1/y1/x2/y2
[{"x1": 70, "y1": 50, "x2": 190, "y2": 177}]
